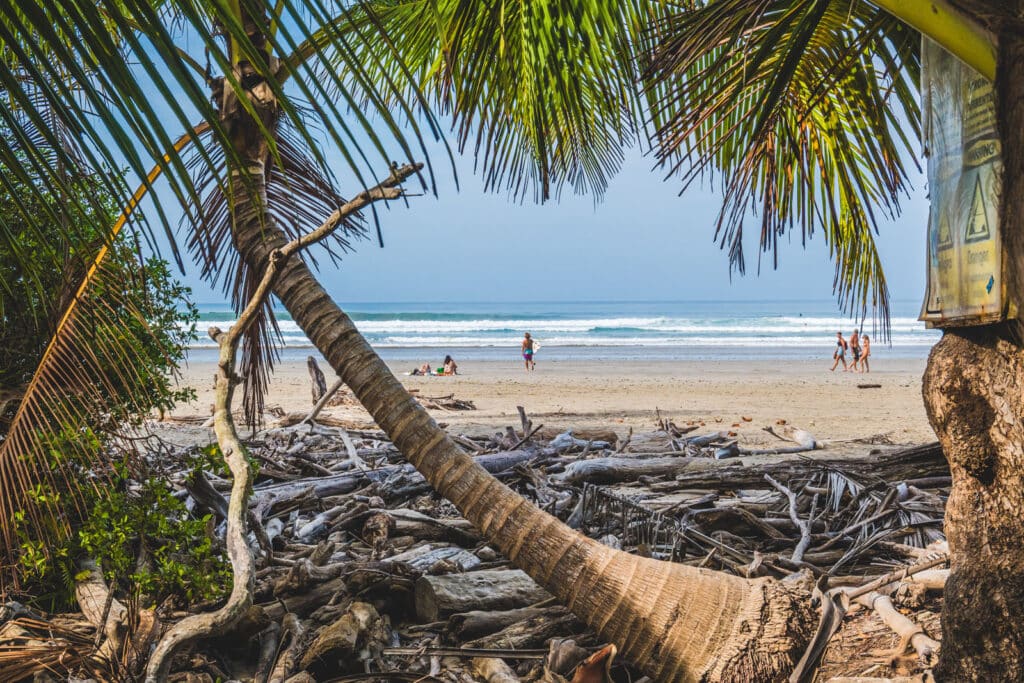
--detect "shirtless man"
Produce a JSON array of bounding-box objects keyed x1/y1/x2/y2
[
  {"x1": 849, "y1": 328, "x2": 861, "y2": 372},
  {"x1": 522, "y1": 332, "x2": 536, "y2": 371}
]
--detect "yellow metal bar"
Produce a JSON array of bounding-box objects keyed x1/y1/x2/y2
[{"x1": 870, "y1": 0, "x2": 996, "y2": 80}]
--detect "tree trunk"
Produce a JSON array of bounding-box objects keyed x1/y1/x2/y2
[
  {"x1": 924, "y1": 330, "x2": 1024, "y2": 680},
  {"x1": 924, "y1": 19, "x2": 1024, "y2": 681},
  {"x1": 223, "y1": 148, "x2": 812, "y2": 682}
]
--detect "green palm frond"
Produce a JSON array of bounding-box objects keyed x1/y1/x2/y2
[
  {"x1": 325, "y1": 0, "x2": 655, "y2": 201},
  {"x1": 645, "y1": 0, "x2": 921, "y2": 329}
]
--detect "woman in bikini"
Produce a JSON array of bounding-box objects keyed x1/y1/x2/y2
[{"x1": 830, "y1": 331, "x2": 848, "y2": 372}]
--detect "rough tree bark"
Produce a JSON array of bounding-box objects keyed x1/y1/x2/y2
[{"x1": 925, "y1": 15, "x2": 1024, "y2": 681}]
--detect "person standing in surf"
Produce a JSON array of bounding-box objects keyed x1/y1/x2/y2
[{"x1": 522, "y1": 332, "x2": 536, "y2": 371}]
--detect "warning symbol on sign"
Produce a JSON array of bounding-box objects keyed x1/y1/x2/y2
[
  {"x1": 965, "y1": 175, "x2": 991, "y2": 243},
  {"x1": 937, "y1": 209, "x2": 953, "y2": 250}
]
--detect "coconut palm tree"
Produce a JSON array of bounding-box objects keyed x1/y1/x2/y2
[{"x1": 1, "y1": 0, "x2": 1022, "y2": 680}]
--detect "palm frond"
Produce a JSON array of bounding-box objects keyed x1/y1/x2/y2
[
  {"x1": 182, "y1": 118, "x2": 366, "y2": 424},
  {"x1": 0, "y1": 123, "x2": 203, "y2": 590},
  {"x1": 313, "y1": 0, "x2": 655, "y2": 202},
  {"x1": 644, "y1": 0, "x2": 921, "y2": 330},
  {"x1": 0, "y1": 0, "x2": 443, "y2": 582}
]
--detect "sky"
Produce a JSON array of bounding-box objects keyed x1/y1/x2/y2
[
  {"x1": 122, "y1": 19, "x2": 932, "y2": 315},
  {"x1": 173, "y1": 133, "x2": 932, "y2": 312}
]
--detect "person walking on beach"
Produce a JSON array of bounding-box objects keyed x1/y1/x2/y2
[
  {"x1": 830, "y1": 331, "x2": 848, "y2": 371},
  {"x1": 860, "y1": 334, "x2": 871, "y2": 373},
  {"x1": 849, "y1": 328, "x2": 862, "y2": 372},
  {"x1": 522, "y1": 332, "x2": 536, "y2": 371}
]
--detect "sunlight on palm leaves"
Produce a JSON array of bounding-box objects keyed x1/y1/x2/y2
[
  {"x1": 645, "y1": 0, "x2": 921, "y2": 331},
  {"x1": 334, "y1": 0, "x2": 656, "y2": 201}
]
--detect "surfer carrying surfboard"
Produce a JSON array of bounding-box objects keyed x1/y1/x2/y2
[{"x1": 522, "y1": 332, "x2": 538, "y2": 371}]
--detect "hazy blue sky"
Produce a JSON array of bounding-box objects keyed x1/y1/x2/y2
[{"x1": 176, "y1": 133, "x2": 931, "y2": 312}]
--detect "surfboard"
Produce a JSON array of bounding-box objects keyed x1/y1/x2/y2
[{"x1": 531, "y1": 340, "x2": 541, "y2": 353}]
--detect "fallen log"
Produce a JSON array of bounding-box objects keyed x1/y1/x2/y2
[
  {"x1": 415, "y1": 569, "x2": 551, "y2": 621},
  {"x1": 446, "y1": 605, "x2": 566, "y2": 640},
  {"x1": 471, "y1": 657, "x2": 522, "y2": 683},
  {"x1": 553, "y1": 456, "x2": 716, "y2": 484},
  {"x1": 253, "y1": 449, "x2": 544, "y2": 509}
]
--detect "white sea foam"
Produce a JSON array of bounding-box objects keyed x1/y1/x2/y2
[{"x1": 187, "y1": 303, "x2": 939, "y2": 356}]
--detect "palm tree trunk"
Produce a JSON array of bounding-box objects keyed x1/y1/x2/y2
[
  {"x1": 924, "y1": 329, "x2": 1024, "y2": 681},
  {"x1": 926, "y1": 23, "x2": 1024, "y2": 681},
  {"x1": 221, "y1": 136, "x2": 812, "y2": 683}
]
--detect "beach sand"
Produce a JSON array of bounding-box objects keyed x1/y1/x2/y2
[{"x1": 171, "y1": 356, "x2": 935, "y2": 446}]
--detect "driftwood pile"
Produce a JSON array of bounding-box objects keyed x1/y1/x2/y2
[{"x1": 0, "y1": 406, "x2": 950, "y2": 682}]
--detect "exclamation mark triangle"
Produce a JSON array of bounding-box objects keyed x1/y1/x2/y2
[
  {"x1": 965, "y1": 175, "x2": 991, "y2": 243},
  {"x1": 937, "y1": 209, "x2": 953, "y2": 250}
]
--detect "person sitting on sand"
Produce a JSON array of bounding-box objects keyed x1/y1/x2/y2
[
  {"x1": 860, "y1": 335, "x2": 871, "y2": 373},
  {"x1": 830, "y1": 331, "x2": 848, "y2": 372},
  {"x1": 522, "y1": 332, "x2": 536, "y2": 371},
  {"x1": 849, "y1": 328, "x2": 862, "y2": 372},
  {"x1": 443, "y1": 355, "x2": 458, "y2": 375}
]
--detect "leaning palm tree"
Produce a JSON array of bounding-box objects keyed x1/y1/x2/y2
[
  {"x1": 3, "y1": 3, "x2": 820, "y2": 681},
  {"x1": 1, "y1": 0, "x2": 1022, "y2": 680}
]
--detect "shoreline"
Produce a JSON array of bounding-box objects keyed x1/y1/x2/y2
[{"x1": 171, "y1": 356, "x2": 935, "y2": 445}]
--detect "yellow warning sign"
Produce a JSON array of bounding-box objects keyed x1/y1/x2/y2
[
  {"x1": 920, "y1": 39, "x2": 1006, "y2": 328},
  {"x1": 964, "y1": 176, "x2": 991, "y2": 243}
]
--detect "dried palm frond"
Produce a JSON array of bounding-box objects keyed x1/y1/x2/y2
[
  {"x1": 0, "y1": 616, "x2": 112, "y2": 681},
  {"x1": 0, "y1": 125, "x2": 204, "y2": 592},
  {"x1": 182, "y1": 117, "x2": 368, "y2": 424}
]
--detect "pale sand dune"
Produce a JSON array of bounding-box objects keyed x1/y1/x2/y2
[{"x1": 172, "y1": 357, "x2": 935, "y2": 446}]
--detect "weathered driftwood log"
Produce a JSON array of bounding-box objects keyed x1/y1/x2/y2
[
  {"x1": 307, "y1": 356, "x2": 327, "y2": 403},
  {"x1": 471, "y1": 657, "x2": 522, "y2": 682},
  {"x1": 268, "y1": 613, "x2": 305, "y2": 683},
  {"x1": 385, "y1": 543, "x2": 481, "y2": 574},
  {"x1": 415, "y1": 569, "x2": 552, "y2": 621},
  {"x1": 465, "y1": 609, "x2": 586, "y2": 649},
  {"x1": 299, "y1": 601, "x2": 380, "y2": 673},
  {"x1": 262, "y1": 578, "x2": 346, "y2": 620},
  {"x1": 662, "y1": 442, "x2": 948, "y2": 492},
  {"x1": 446, "y1": 605, "x2": 566, "y2": 640},
  {"x1": 849, "y1": 591, "x2": 940, "y2": 664},
  {"x1": 253, "y1": 449, "x2": 544, "y2": 508},
  {"x1": 75, "y1": 559, "x2": 128, "y2": 662},
  {"x1": 764, "y1": 424, "x2": 819, "y2": 449},
  {"x1": 535, "y1": 426, "x2": 618, "y2": 447},
  {"x1": 553, "y1": 456, "x2": 717, "y2": 485}
]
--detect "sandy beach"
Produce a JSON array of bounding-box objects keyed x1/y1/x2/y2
[{"x1": 172, "y1": 356, "x2": 936, "y2": 446}]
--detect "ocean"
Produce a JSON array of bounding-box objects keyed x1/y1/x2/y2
[{"x1": 184, "y1": 300, "x2": 940, "y2": 363}]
